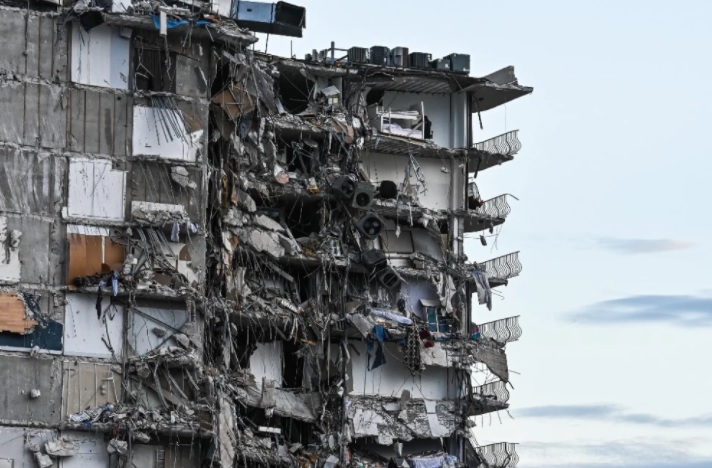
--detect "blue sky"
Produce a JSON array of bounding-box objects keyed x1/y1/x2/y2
[{"x1": 261, "y1": 1, "x2": 712, "y2": 466}]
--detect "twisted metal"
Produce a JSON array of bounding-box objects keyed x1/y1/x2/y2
[
  {"x1": 475, "y1": 442, "x2": 519, "y2": 467},
  {"x1": 477, "y1": 194, "x2": 512, "y2": 220},
  {"x1": 480, "y1": 251, "x2": 522, "y2": 280},
  {"x1": 473, "y1": 380, "x2": 510, "y2": 404},
  {"x1": 478, "y1": 316, "x2": 522, "y2": 343},
  {"x1": 473, "y1": 130, "x2": 521, "y2": 156}
]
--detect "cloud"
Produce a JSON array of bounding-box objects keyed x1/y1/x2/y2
[
  {"x1": 568, "y1": 294, "x2": 712, "y2": 326},
  {"x1": 521, "y1": 440, "x2": 712, "y2": 468},
  {"x1": 596, "y1": 237, "x2": 694, "y2": 254},
  {"x1": 517, "y1": 404, "x2": 712, "y2": 427}
]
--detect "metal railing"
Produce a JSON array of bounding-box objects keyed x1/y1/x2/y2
[
  {"x1": 473, "y1": 130, "x2": 521, "y2": 156},
  {"x1": 480, "y1": 251, "x2": 522, "y2": 280},
  {"x1": 472, "y1": 380, "x2": 510, "y2": 404},
  {"x1": 477, "y1": 194, "x2": 512, "y2": 220},
  {"x1": 478, "y1": 316, "x2": 522, "y2": 343},
  {"x1": 474, "y1": 442, "x2": 519, "y2": 467}
]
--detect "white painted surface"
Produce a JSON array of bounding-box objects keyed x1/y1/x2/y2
[
  {"x1": 210, "y1": 0, "x2": 233, "y2": 15},
  {"x1": 67, "y1": 159, "x2": 126, "y2": 221},
  {"x1": 64, "y1": 294, "x2": 124, "y2": 358},
  {"x1": 132, "y1": 106, "x2": 203, "y2": 162},
  {"x1": 361, "y1": 153, "x2": 452, "y2": 211},
  {"x1": 128, "y1": 305, "x2": 189, "y2": 356},
  {"x1": 250, "y1": 341, "x2": 283, "y2": 388},
  {"x1": 382, "y1": 92, "x2": 469, "y2": 148},
  {"x1": 0, "y1": 427, "x2": 56, "y2": 465},
  {"x1": 0, "y1": 216, "x2": 21, "y2": 282},
  {"x1": 401, "y1": 279, "x2": 440, "y2": 321},
  {"x1": 349, "y1": 342, "x2": 457, "y2": 400},
  {"x1": 71, "y1": 24, "x2": 129, "y2": 90}
]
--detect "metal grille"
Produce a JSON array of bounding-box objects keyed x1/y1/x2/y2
[
  {"x1": 477, "y1": 194, "x2": 512, "y2": 219},
  {"x1": 478, "y1": 316, "x2": 522, "y2": 343},
  {"x1": 480, "y1": 252, "x2": 522, "y2": 280},
  {"x1": 473, "y1": 380, "x2": 510, "y2": 404},
  {"x1": 473, "y1": 130, "x2": 521, "y2": 156},
  {"x1": 475, "y1": 442, "x2": 519, "y2": 467}
]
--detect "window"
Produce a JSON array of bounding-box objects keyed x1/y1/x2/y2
[
  {"x1": 425, "y1": 304, "x2": 450, "y2": 333},
  {"x1": 133, "y1": 43, "x2": 176, "y2": 92}
]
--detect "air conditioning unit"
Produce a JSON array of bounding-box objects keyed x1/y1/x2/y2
[
  {"x1": 409, "y1": 52, "x2": 432, "y2": 69},
  {"x1": 362, "y1": 250, "x2": 387, "y2": 273},
  {"x1": 370, "y1": 46, "x2": 390, "y2": 66},
  {"x1": 355, "y1": 214, "x2": 384, "y2": 239},
  {"x1": 390, "y1": 47, "x2": 409, "y2": 67},
  {"x1": 377, "y1": 180, "x2": 398, "y2": 200},
  {"x1": 348, "y1": 47, "x2": 369, "y2": 64},
  {"x1": 332, "y1": 176, "x2": 356, "y2": 199},
  {"x1": 352, "y1": 183, "x2": 374, "y2": 209},
  {"x1": 430, "y1": 58, "x2": 450, "y2": 71},
  {"x1": 444, "y1": 53, "x2": 470, "y2": 74}
]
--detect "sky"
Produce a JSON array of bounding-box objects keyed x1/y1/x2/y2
[{"x1": 258, "y1": 1, "x2": 712, "y2": 466}]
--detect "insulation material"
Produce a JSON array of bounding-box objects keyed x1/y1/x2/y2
[
  {"x1": 62, "y1": 362, "x2": 122, "y2": 418},
  {"x1": 67, "y1": 159, "x2": 127, "y2": 220},
  {"x1": 249, "y1": 341, "x2": 284, "y2": 388},
  {"x1": 64, "y1": 293, "x2": 124, "y2": 358},
  {"x1": 132, "y1": 106, "x2": 204, "y2": 162},
  {"x1": 67, "y1": 225, "x2": 126, "y2": 285},
  {"x1": 0, "y1": 293, "x2": 36, "y2": 334},
  {"x1": 71, "y1": 24, "x2": 130, "y2": 90},
  {"x1": 128, "y1": 304, "x2": 189, "y2": 356},
  {"x1": 0, "y1": 216, "x2": 22, "y2": 282}
]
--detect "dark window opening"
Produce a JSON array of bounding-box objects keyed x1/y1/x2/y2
[
  {"x1": 282, "y1": 339, "x2": 304, "y2": 388},
  {"x1": 133, "y1": 43, "x2": 177, "y2": 93},
  {"x1": 276, "y1": 70, "x2": 314, "y2": 114},
  {"x1": 282, "y1": 198, "x2": 322, "y2": 238}
]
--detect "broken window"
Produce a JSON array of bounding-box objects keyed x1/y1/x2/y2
[
  {"x1": 423, "y1": 301, "x2": 450, "y2": 333},
  {"x1": 276, "y1": 67, "x2": 314, "y2": 114},
  {"x1": 67, "y1": 225, "x2": 125, "y2": 286}
]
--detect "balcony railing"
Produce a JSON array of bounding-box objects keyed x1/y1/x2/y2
[
  {"x1": 473, "y1": 380, "x2": 510, "y2": 404},
  {"x1": 478, "y1": 316, "x2": 522, "y2": 344},
  {"x1": 474, "y1": 442, "x2": 519, "y2": 467},
  {"x1": 477, "y1": 194, "x2": 512, "y2": 220},
  {"x1": 480, "y1": 251, "x2": 522, "y2": 281},
  {"x1": 473, "y1": 130, "x2": 521, "y2": 156}
]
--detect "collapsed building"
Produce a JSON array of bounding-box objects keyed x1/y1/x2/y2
[{"x1": 0, "y1": 0, "x2": 532, "y2": 466}]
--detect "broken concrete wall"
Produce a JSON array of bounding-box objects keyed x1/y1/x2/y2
[
  {"x1": 127, "y1": 301, "x2": 189, "y2": 356},
  {"x1": 0, "y1": 426, "x2": 56, "y2": 465},
  {"x1": 67, "y1": 88, "x2": 133, "y2": 157},
  {"x1": 0, "y1": 9, "x2": 67, "y2": 81},
  {"x1": 0, "y1": 147, "x2": 65, "y2": 216},
  {"x1": 0, "y1": 355, "x2": 62, "y2": 423},
  {"x1": 0, "y1": 81, "x2": 65, "y2": 148}
]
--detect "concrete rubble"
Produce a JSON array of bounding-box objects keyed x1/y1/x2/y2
[{"x1": 0, "y1": 0, "x2": 531, "y2": 466}]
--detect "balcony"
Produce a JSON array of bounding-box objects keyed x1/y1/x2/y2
[
  {"x1": 473, "y1": 130, "x2": 522, "y2": 157},
  {"x1": 469, "y1": 380, "x2": 510, "y2": 416},
  {"x1": 472, "y1": 442, "x2": 519, "y2": 467},
  {"x1": 480, "y1": 251, "x2": 522, "y2": 287},
  {"x1": 464, "y1": 193, "x2": 513, "y2": 233},
  {"x1": 478, "y1": 316, "x2": 522, "y2": 344}
]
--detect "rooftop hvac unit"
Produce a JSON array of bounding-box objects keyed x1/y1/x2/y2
[
  {"x1": 332, "y1": 176, "x2": 356, "y2": 199},
  {"x1": 370, "y1": 46, "x2": 390, "y2": 66},
  {"x1": 391, "y1": 47, "x2": 409, "y2": 67},
  {"x1": 355, "y1": 213, "x2": 384, "y2": 240},
  {"x1": 362, "y1": 250, "x2": 387, "y2": 273},
  {"x1": 231, "y1": 1, "x2": 306, "y2": 38},
  {"x1": 348, "y1": 47, "x2": 369, "y2": 64},
  {"x1": 409, "y1": 52, "x2": 432, "y2": 69},
  {"x1": 430, "y1": 58, "x2": 450, "y2": 71},
  {"x1": 444, "y1": 53, "x2": 470, "y2": 74},
  {"x1": 377, "y1": 267, "x2": 400, "y2": 289}
]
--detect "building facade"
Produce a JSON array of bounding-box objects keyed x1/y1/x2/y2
[{"x1": 0, "y1": 0, "x2": 531, "y2": 466}]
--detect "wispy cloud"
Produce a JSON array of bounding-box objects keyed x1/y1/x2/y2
[
  {"x1": 521, "y1": 440, "x2": 712, "y2": 468},
  {"x1": 517, "y1": 404, "x2": 712, "y2": 427},
  {"x1": 568, "y1": 294, "x2": 712, "y2": 326},
  {"x1": 596, "y1": 237, "x2": 694, "y2": 254}
]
